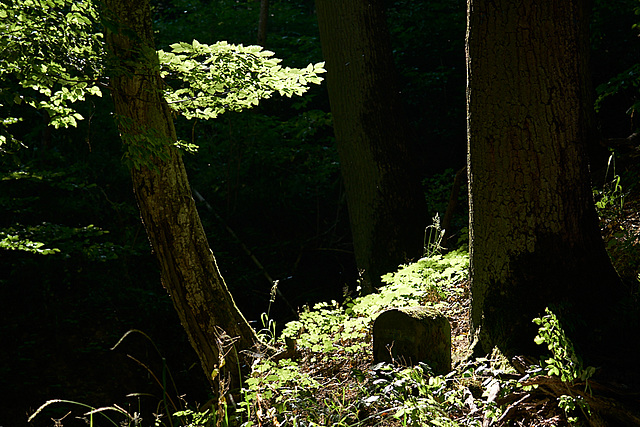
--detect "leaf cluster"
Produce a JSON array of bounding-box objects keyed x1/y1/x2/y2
[
  {"x1": 0, "y1": 0, "x2": 104, "y2": 137},
  {"x1": 1, "y1": 0, "x2": 326, "y2": 159},
  {"x1": 0, "y1": 222, "x2": 134, "y2": 262},
  {"x1": 0, "y1": 163, "x2": 141, "y2": 260},
  {"x1": 532, "y1": 308, "x2": 595, "y2": 424},
  {"x1": 532, "y1": 308, "x2": 595, "y2": 384},
  {"x1": 0, "y1": 233, "x2": 59, "y2": 255},
  {"x1": 159, "y1": 40, "x2": 325, "y2": 121},
  {"x1": 279, "y1": 250, "x2": 469, "y2": 358}
]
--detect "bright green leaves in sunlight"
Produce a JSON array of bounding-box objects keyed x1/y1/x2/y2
[
  {"x1": 158, "y1": 40, "x2": 325, "y2": 120},
  {"x1": 1, "y1": 0, "x2": 325, "y2": 153},
  {"x1": 0, "y1": 222, "x2": 132, "y2": 261},
  {"x1": 0, "y1": 0, "x2": 104, "y2": 135},
  {"x1": 0, "y1": 233, "x2": 60, "y2": 255},
  {"x1": 533, "y1": 308, "x2": 596, "y2": 383},
  {"x1": 281, "y1": 250, "x2": 469, "y2": 357}
]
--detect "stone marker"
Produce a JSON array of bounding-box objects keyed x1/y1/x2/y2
[{"x1": 373, "y1": 306, "x2": 451, "y2": 374}]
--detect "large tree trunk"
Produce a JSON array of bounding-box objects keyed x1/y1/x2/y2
[
  {"x1": 466, "y1": 0, "x2": 630, "y2": 365},
  {"x1": 103, "y1": 0, "x2": 259, "y2": 391},
  {"x1": 315, "y1": 0, "x2": 428, "y2": 291}
]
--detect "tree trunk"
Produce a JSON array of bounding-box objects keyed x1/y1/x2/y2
[
  {"x1": 467, "y1": 0, "x2": 629, "y2": 365},
  {"x1": 257, "y1": 0, "x2": 269, "y2": 46},
  {"x1": 315, "y1": 0, "x2": 428, "y2": 291},
  {"x1": 103, "y1": 0, "x2": 259, "y2": 391}
]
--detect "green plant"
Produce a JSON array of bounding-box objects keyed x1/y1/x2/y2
[
  {"x1": 258, "y1": 312, "x2": 277, "y2": 346},
  {"x1": 366, "y1": 363, "x2": 461, "y2": 426},
  {"x1": 593, "y1": 154, "x2": 626, "y2": 214},
  {"x1": 257, "y1": 280, "x2": 279, "y2": 345},
  {"x1": 279, "y1": 249, "x2": 468, "y2": 358},
  {"x1": 424, "y1": 213, "x2": 445, "y2": 257},
  {"x1": 594, "y1": 162, "x2": 640, "y2": 285},
  {"x1": 533, "y1": 308, "x2": 595, "y2": 383},
  {"x1": 172, "y1": 408, "x2": 218, "y2": 427},
  {"x1": 0, "y1": 232, "x2": 59, "y2": 254},
  {"x1": 158, "y1": 40, "x2": 325, "y2": 123},
  {"x1": 238, "y1": 358, "x2": 320, "y2": 426},
  {"x1": 533, "y1": 308, "x2": 595, "y2": 424},
  {"x1": 557, "y1": 394, "x2": 591, "y2": 426}
]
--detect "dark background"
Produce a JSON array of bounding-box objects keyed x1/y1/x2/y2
[{"x1": 1, "y1": 0, "x2": 638, "y2": 425}]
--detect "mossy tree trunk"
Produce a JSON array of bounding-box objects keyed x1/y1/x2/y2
[
  {"x1": 315, "y1": 0, "x2": 428, "y2": 291},
  {"x1": 466, "y1": 0, "x2": 628, "y2": 363},
  {"x1": 103, "y1": 0, "x2": 259, "y2": 390}
]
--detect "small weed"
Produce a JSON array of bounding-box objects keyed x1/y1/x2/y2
[
  {"x1": 594, "y1": 154, "x2": 626, "y2": 215},
  {"x1": 257, "y1": 280, "x2": 280, "y2": 346},
  {"x1": 424, "y1": 213, "x2": 445, "y2": 257},
  {"x1": 28, "y1": 399, "x2": 135, "y2": 426}
]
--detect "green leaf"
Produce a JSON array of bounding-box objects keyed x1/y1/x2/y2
[{"x1": 159, "y1": 40, "x2": 325, "y2": 120}]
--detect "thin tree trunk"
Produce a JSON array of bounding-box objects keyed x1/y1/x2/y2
[
  {"x1": 315, "y1": 0, "x2": 428, "y2": 291},
  {"x1": 103, "y1": 0, "x2": 259, "y2": 391},
  {"x1": 257, "y1": 0, "x2": 269, "y2": 46},
  {"x1": 467, "y1": 0, "x2": 629, "y2": 366}
]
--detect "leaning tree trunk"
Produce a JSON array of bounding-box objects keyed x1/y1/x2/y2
[
  {"x1": 467, "y1": 0, "x2": 629, "y2": 365},
  {"x1": 315, "y1": 0, "x2": 428, "y2": 291},
  {"x1": 103, "y1": 0, "x2": 259, "y2": 390}
]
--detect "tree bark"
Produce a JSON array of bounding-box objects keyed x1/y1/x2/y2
[
  {"x1": 103, "y1": 0, "x2": 259, "y2": 391},
  {"x1": 315, "y1": 0, "x2": 428, "y2": 291},
  {"x1": 467, "y1": 0, "x2": 629, "y2": 365},
  {"x1": 257, "y1": 0, "x2": 269, "y2": 46}
]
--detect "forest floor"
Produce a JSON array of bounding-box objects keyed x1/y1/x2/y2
[
  {"x1": 285, "y1": 267, "x2": 640, "y2": 425},
  {"x1": 266, "y1": 160, "x2": 640, "y2": 427},
  {"x1": 9, "y1": 159, "x2": 640, "y2": 427}
]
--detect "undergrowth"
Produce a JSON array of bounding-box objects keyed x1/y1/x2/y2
[
  {"x1": 237, "y1": 249, "x2": 471, "y2": 427},
  {"x1": 29, "y1": 248, "x2": 603, "y2": 427},
  {"x1": 236, "y1": 247, "x2": 604, "y2": 427},
  {"x1": 594, "y1": 159, "x2": 640, "y2": 286}
]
